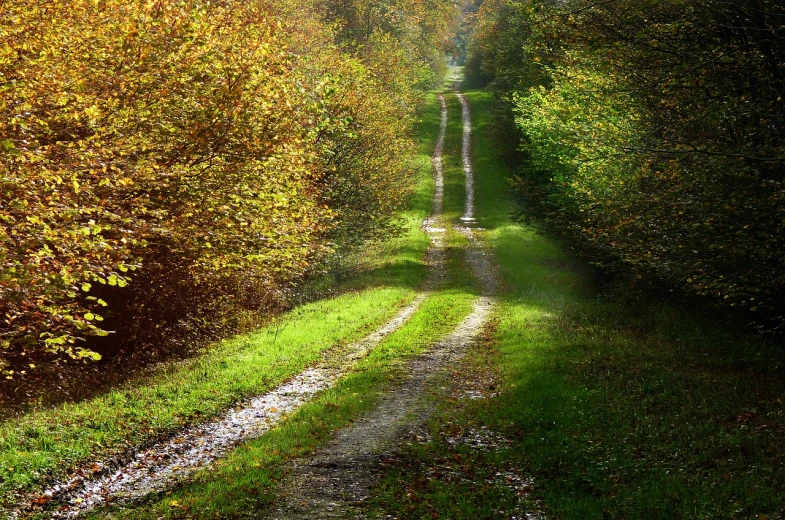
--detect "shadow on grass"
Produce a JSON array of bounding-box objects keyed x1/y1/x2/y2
[
  {"x1": 475, "y1": 88, "x2": 785, "y2": 519},
  {"x1": 369, "y1": 88, "x2": 785, "y2": 520}
]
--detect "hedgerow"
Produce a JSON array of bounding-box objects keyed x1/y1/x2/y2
[{"x1": 466, "y1": 0, "x2": 785, "y2": 332}]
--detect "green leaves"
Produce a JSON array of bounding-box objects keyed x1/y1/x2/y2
[
  {"x1": 474, "y1": 0, "x2": 785, "y2": 331},
  {"x1": 0, "y1": 139, "x2": 20, "y2": 156}
]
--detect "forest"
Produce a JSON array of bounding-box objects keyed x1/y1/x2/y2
[
  {"x1": 2, "y1": 1, "x2": 785, "y2": 518},
  {"x1": 5, "y1": 0, "x2": 782, "y2": 396},
  {"x1": 465, "y1": 0, "x2": 785, "y2": 332}
]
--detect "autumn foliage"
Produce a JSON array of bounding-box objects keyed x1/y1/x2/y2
[
  {"x1": 0, "y1": 0, "x2": 456, "y2": 375},
  {"x1": 467, "y1": 0, "x2": 785, "y2": 332}
]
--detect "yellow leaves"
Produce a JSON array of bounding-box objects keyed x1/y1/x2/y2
[
  {"x1": 84, "y1": 104, "x2": 101, "y2": 120},
  {"x1": 1, "y1": 0, "x2": 428, "y2": 366},
  {"x1": 0, "y1": 139, "x2": 20, "y2": 156}
]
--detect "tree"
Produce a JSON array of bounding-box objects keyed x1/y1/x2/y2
[
  {"x1": 0, "y1": 0, "x2": 456, "y2": 377},
  {"x1": 468, "y1": 0, "x2": 785, "y2": 331}
]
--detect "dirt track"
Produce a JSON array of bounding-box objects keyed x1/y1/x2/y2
[
  {"x1": 15, "y1": 89, "x2": 496, "y2": 520},
  {"x1": 270, "y1": 91, "x2": 499, "y2": 518}
]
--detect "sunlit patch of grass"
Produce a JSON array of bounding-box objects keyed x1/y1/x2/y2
[
  {"x1": 84, "y1": 215, "x2": 480, "y2": 519},
  {"x1": 88, "y1": 284, "x2": 477, "y2": 519},
  {"x1": 0, "y1": 96, "x2": 444, "y2": 513},
  {"x1": 2, "y1": 288, "x2": 414, "y2": 509},
  {"x1": 442, "y1": 94, "x2": 466, "y2": 224},
  {"x1": 79, "y1": 91, "x2": 484, "y2": 519}
]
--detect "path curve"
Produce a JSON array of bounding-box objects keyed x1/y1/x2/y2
[{"x1": 270, "y1": 92, "x2": 498, "y2": 518}]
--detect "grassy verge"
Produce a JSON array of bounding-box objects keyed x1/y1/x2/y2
[
  {"x1": 86, "y1": 265, "x2": 477, "y2": 519},
  {"x1": 369, "y1": 91, "x2": 785, "y2": 519},
  {"x1": 0, "y1": 95, "x2": 443, "y2": 512}
]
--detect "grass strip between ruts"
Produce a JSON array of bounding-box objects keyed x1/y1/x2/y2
[
  {"x1": 85, "y1": 273, "x2": 477, "y2": 519},
  {"x1": 78, "y1": 90, "x2": 480, "y2": 519}
]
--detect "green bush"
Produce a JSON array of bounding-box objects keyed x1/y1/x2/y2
[{"x1": 467, "y1": 0, "x2": 785, "y2": 332}]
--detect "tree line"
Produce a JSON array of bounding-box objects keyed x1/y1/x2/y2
[
  {"x1": 0, "y1": 0, "x2": 457, "y2": 379},
  {"x1": 466, "y1": 0, "x2": 785, "y2": 332}
]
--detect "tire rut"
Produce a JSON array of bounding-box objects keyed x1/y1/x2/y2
[
  {"x1": 270, "y1": 92, "x2": 499, "y2": 519},
  {"x1": 16, "y1": 90, "x2": 493, "y2": 520},
  {"x1": 12, "y1": 295, "x2": 428, "y2": 519}
]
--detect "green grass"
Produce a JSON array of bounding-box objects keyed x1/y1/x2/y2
[
  {"x1": 85, "y1": 266, "x2": 477, "y2": 519},
  {"x1": 0, "y1": 95, "x2": 445, "y2": 513},
  {"x1": 2, "y1": 290, "x2": 406, "y2": 502},
  {"x1": 369, "y1": 90, "x2": 785, "y2": 519},
  {"x1": 442, "y1": 94, "x2": 466, "y2": 224}
]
